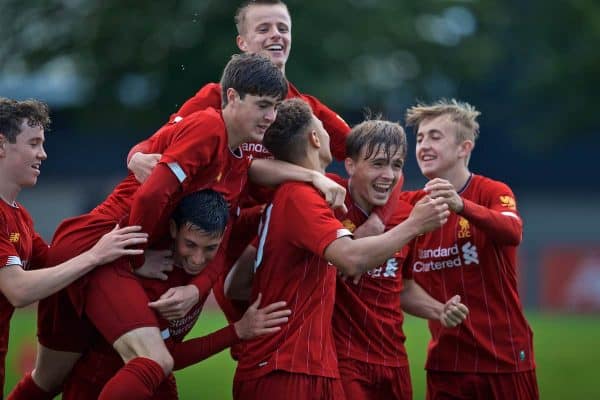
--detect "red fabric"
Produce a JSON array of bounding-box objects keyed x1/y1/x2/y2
[
  {"x1": 403, "y1": 174, "x2": 535, "y2": 373},
  {"x1": 0, "y1": 201, "x2": 49, "y2": 392},
  {"x1": 426, "y1": 370, "x2": 539, "y2": 400},
  {"x1": 169, "y1": 82, "x2": 350, "y2": 161},
  {"x1": 98, "y1": 357, "x2": 166, "y2": 400},
  {"x1": 338, "y1": 359, "x2": 412, "y2": 400},
  {"x1": 233, "y1": 371, "x2": 346, "y2": 400},
  {"x1": 7, "y1": 372, "x2": 55, "y2": 400},
  {"x1": 330, "y1": 176, "x2": 413, "y2": 367},
  {"x1": 171, "y1": 324, "x2": 239, "y2": 370},
  {"x1": 235, "y1": 182, "x2": 352, "y2": 381},
  {"x1": 372, "y1": 174, "x2": 405, "y2": 224}
]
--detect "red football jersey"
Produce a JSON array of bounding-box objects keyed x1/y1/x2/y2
[
  {"x1": 0, "y1": 201, "x2": 48, "y2": 393},
  {"x1": 330, "y1": 176, "x2": 412, "y2": 367},
  {"x1": 234, "y1": 182, "x2": 352, "y2": 381},
  {"x1": 402, "y1": 174, "x2": 535, "y2": 373},
  {"x1": 170, "y1": 82, "x2": 350, "y2": 161},
  {"x1": 96, "y1": 108, "x2": 250, "y2": 241}
]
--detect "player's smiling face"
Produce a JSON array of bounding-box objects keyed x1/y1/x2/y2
[
  {"x1": 346, "y1": 145, "x2": 404, "y2": 212},
  {"x1": 232, "y1": 91, "x2": 281, "y2": 144},
  {"x1": 237, "y1": 4, "x2": 292, "y2": 72},
  {"x1": 170, "y1": 223, "x2": 223, "y2": 275},
  {"x1": 415, "y1": 115, "x2": 465, "y2": 179},
  {"x1": 0, "y1": 120, "x2": 47, "y2": 188}
]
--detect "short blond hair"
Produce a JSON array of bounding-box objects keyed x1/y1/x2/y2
[
  {"x1": 405, "y1": 99, "x2": 480, "y2": 143},
  {"x1": 234, "y1": 0, "x2": 288, "y2": 34}
]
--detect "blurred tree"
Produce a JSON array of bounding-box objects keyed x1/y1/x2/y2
[{"x1": 1, "y1": 0, "x2": 598, "y2": 147}]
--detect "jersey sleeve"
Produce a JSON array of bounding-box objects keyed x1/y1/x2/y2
[
  {"x1": 0, "y1": 233, "x2": 21, "y2": 269},
  {"x1": 284, "y1": 185, "x2": 353, "y2": 256},
  {"x1": 169, "y1": 83, "x2": 222, "y2": 121},
  {"x1": 29, "y1": 233, "x2": 49, "y2": 270},
  {"x1": 300, "y1": 94, "x2": 350, "y2": 161},
  {"x1": 170, "y1": 324, "x2": 239, "y2": 370},
  {"x1": 460, "y1": 180, "x2": 522, "y2": 246}
]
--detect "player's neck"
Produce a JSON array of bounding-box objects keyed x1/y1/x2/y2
[
  {"x1": 297, "y1": 154, "x2": 324, "y2": 174},
  {"x1": 347, "y1": 180, "x2": 373, "y2": 214},
  {"x1": 0, "y1": 176, "x2": 20, "y2": 205},
  {"x1": 437, "y1": 165, "x2": 472, "y2": 192}
]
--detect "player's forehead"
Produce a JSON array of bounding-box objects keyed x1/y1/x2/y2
[
  {"x1": 244, "y1": 4, "x2": 291, "y2": 29},
  {"x1": 178, "y1": 225, "x2": 223, "y2": 246},
  {"x1": 16, "y1": 120, "x2": 45, "y2": 141},
  {"x1": 246, "y1": 93, "x2": 282, "y2": 104},
  {"x1": 418, "y1": 114, "x2": 455, "y2": 137},
  {"x1": 359, "y1": 143, "x2": 402, "y2": 162}
]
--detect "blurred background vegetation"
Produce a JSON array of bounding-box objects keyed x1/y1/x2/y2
[
  {"x1": 1, "y1": 0, "x2": 599, "y2": 190},
  {"x1": 1, "y1": 1, "x2": 600, "y2": 398}
]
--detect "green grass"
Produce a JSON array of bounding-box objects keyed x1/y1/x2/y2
[{"x1": 4, "y1": 309, "x2": 600, "y2": 399}]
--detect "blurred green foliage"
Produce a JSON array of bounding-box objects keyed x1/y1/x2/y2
[{"x1": 1, "y1": 0, "x2": 599, "y2": 147}]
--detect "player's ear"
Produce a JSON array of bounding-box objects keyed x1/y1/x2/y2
[
  {"x1": 344, "y1": 157, "x2": 356, "y2": 177},
  {"x1": 236, "y1": 35, "x2": 247, "y2": 52},
  {"x1": 308, "y1": 129, "x2": 321, "y2": 149},
  {"x1": 169, "y1": 220, "x2": 178, "y2": 240},
  {"x1": 458, "y1": 139, "x2": 474, "y2": 159},
  {"x1": 226, "y1": 88, "x2": 239, "y2": 105}
]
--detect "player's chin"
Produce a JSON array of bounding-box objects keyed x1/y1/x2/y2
[{"x1": 183, "y1": 265, "x2": 205, "y2": 275}]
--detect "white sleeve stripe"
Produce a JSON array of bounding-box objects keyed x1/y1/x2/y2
[
  {"x1": 161, "y1": 328, "x2": 171, "y2": 340},
  {"x1": 501, "y1": 211, "x2": 520, "y2": 220},
  {"x1": 168, "y1": 162, "x2": 187, "y2": 183},
  {"x1": 336, "y1": 228, "x2": 353, "y2": 238},
  {"x1": 5, "y1": 256, "x2": 22, "y2": 266}
]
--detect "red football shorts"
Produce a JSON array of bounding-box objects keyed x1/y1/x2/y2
[
  {"x1": 426, "y1": 369, "x2": 539, "y2": 400},
  {"x1": 233, "y1": 371, "x2": 346, "y2": 400},
  {"x1": 338, "y1": 358, "x2": 412, "y2": 400},
  {"x1": 37, "y1": 213, "x2": 158, "y2": 350}
]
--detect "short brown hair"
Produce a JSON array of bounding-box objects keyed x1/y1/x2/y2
[
  {"x1": 346, "y1": 119, "x2": 407, "y2": 163},
  {"x1": 234, "y1": 0, "x2": 289, "y2": 34},
  {"x1": 405, "y1": 98, "x2": 480, "y2": 143},
  {"x1": 263, "y1": 98, "x2": 313, "y2": 163},
  {"x1": 0, "y1": 97, "x2": 50, "y2": 143},
  {"x1": 220, "y1": 53, "x2": 288, "y2": 107}
]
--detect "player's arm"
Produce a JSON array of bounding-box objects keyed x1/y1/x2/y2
[
  {"x1": 425, "y1": 178, "x2": 522, "y2": 245},
  {"x1": 325, "y1": 196, "x2": 450, "y2": 277},
  {"x1": 171, "y1": 293, "x2": 290, "y2": 370},
  {"x1": 401, "y1": 279, "x2": 469, "y2": 328},
  {"x1": 0, "y1": 226, "x2": 147, "y2": 307},
  {"x1": 224, "y1": 244, "x2": 257, "y2": 302},
  {"x1": 249, "y1": 159, "x2": 347, "y2": 211},
  {"x1": 353, "y1": 181, "x2": 404, "y2": 238}
]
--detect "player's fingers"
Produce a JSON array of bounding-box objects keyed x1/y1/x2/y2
[
  {"x1": 263, "y1": 309, "x2": 292, "y2": 320},
  {"x1": 249, "y1": 293, "x2": 262, "y2": 310},
  {"x1": 118, "y1": 249, "x2": 144, "y2": 255},
  {"x1": 255, "y1": 327, "x2": 282, "y2": 336},
  {"x1": 114, "y1": 225, "x2": 144, "y2": 234},
  {"x1": 261, "y1": 316, "x2": 289, "y2": 328},
  {"x1": 260, "y1": 301, "x2": 288, "y2": 313}
]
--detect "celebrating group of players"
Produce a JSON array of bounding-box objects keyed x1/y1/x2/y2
[{"x1": 0, "y1": 1, "x2": 539, "y2": 399}]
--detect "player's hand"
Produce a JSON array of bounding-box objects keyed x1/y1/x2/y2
[
  {"x1": 353, "y1": 213, "x2": 385, "y2": 238},
  {"x1": 134, "y1": 249, "x2": 173, "y2": 280},
  {"x1": 311, "y1": 173, "x2": 348, "y2": 214},
  {"x1": 148, "y1": 284, "x2": 199, "y2": 320},
  {"x1": 234, "y1": 293, "x2": 292, "y2": 340},
  {"x1": 410, "y1": 196, "x2": 450, "y2": 234},
  {"x1": 440, "y1": 295, "x2": 469, "y2": 328},
  {"x1": 338, "y1": 269, "x2": 363, "y2": 285},
  {"x1": 424, "y1": 178, "x2": 464, "y2": 213},
  {"x1": 128, "y1": 152, "x2": 161, "y2": 183},
  {"x1": 88, "y1": 225, "x2": 147, "y2": 265}
]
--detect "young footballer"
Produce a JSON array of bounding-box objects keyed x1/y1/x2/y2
[
  {"x1": 230, "y1": 98, "x2": 450, "y2": 400},
  {"x1": 0, "y1": 97, "x2": 147, "y2": 395},
  {"x1": 402, "y1": 99, "x2": 538, "y2": 400}
]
